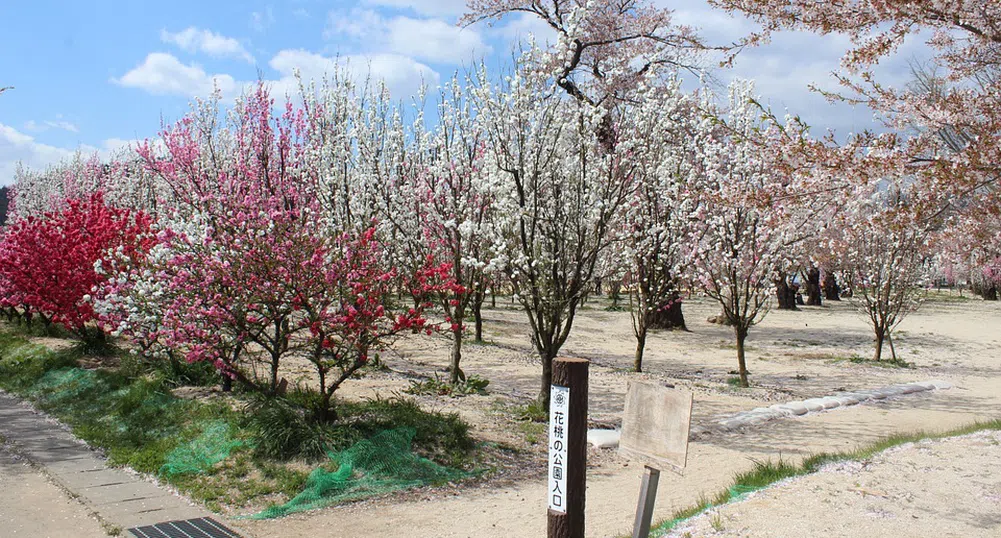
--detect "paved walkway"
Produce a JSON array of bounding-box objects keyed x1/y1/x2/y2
[
  {"x1": 0, "y1": 439, "x2": 110, "y2": 537},
  {"x1": 0, "y1": 391, "x2": 213, "y2": 532}
]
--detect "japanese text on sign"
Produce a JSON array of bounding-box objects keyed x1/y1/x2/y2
[{"x1": 548, "y1": 384, "x2": 570, "y2": 513}]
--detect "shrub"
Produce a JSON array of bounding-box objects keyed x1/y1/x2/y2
[
  {"x1": 244, "y1": 395, "x2": 332, "y2": 462},
  {"x1": 405, "y1": 374, "x2": 490, "y2": 397}
]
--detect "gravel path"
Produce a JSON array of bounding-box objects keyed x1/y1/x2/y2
[{"x1": 666, "y1": 430, "x2": 1001, "y2": 537}]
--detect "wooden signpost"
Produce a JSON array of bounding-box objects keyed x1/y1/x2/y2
[
  {"x1": 619, "y1": 381, "x2": 693, "y2": 538},
  {"x1": 548, "y1": 358, "x2": 588, "y2": 538}
]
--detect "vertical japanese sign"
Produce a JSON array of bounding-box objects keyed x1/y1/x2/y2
[{"x1": 548, "y1": 384, "x2": 570, "y2": 513}]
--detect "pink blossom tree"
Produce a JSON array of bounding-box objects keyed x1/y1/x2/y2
[
  {"x1": 102, "y1": 83, "x2": 455, "y2": 418},
  {"x1": 831, "y1": 193, "x2": 929, "y2": 362},
  {"x1": 711, "y1": 0, "x2": 1001, "y2": 226},
  {"x1": 682, "y1": 82, "x2": 813, "y2": 387},
  {"x1": 462, "y1": 0, "x2": 709, "y2": 110}
]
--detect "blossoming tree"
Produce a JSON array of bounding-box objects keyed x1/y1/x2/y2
[
  {"x1": 474, "y1": 52, "x2": 632, "y2": 408},
  {"x1": 683, "y1": 82, "x2": 813, "y2": 387},
  {"x1": 0, "y1": 192, "x2": 152, "y2": 345}
]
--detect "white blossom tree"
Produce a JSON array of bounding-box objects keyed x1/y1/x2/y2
[{"x1": 474, "y1": 51, "x2": 633, "y2": 408}]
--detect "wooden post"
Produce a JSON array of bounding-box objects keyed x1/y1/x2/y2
[
  {"x1": 631, "y1": 466, "x2": 661, "y2": 538},
  {"x1": 548, "y1": 358, "x2": 588, "y2": 538}
]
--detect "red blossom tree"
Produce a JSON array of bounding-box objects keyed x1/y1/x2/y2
[{"x1": 0, "y1": 191, "x2": 152, "y2": 344}]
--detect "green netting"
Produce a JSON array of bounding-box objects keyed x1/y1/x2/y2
[
  {"x1": 28, "y1": 368, "x2": 104, "y2": 402},
  {"x1": 247, "y1": 427, "x2": 470, "y2": 519},
  {"x1": 160, "y1": 420, "x2": 245, "y2": 477}
]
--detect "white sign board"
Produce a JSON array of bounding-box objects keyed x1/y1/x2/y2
[
  {"x1": 619, "y1": 381, "x2": 693, "y2": 473},
  {"x1": 548, "y1": 384, "x2": 570, "y2": 513}
]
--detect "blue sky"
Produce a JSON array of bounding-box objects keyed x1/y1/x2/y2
[{"x1": 0, "y1": 0, "x2": 930, "y2": 186}]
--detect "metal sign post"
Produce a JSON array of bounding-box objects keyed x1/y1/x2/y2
[
  {"x1": 632, "y1": 466, "x2": 661, "y2": 538},
  {"x1": 547, "y1": 358, "x2": 588, "y2": 538}
]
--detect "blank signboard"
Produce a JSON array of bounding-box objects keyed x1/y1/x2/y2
[{"x1": 618, "y1": 381, "x2": 693, "y2": 473}]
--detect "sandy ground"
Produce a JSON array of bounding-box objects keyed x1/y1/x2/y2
[
  {"x1": 0, "y1": 437, "x2": 110, "y2": 537},
  {"x1": 12, "y1": 292, "x2": 999, "y2": 537},
  {"x1": 667, "y1": 429, "x2": 1001, "y2": 537},
  {"x1": 231, "y1": 292, "x2": 1001, "y2": 538}
]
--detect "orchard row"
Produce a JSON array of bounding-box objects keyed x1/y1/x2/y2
[{"x1": 2, "y1": 1, "x2": 998, "y2": 411}]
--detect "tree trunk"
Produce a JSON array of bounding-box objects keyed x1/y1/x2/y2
[
  {"x1": 270, "y1": 360, "x2": 279, "y2": 393},
  {"x1": 317, "y1": 389, "x2": 339, "y2": 423},
  {"x1": 609, "y1": 280, "x2": 622, "y2": 309},
  {"x1": 735, "y1": 327, "x2": 749, "y2": 388},
  {"x1": 805, "y1": 267, "x2": 822, "y2": 306},
  {"x1": 538, "y1": 348, "x2": 557, "y2": 409},
  {"x1": 873, "y1": 329, "x2": 884, "y2": 361},
  {"x1": 823, "y1": 272, "x2": 841, "y2": 300},
  {"x1": 648, "y1": 293, "x2": 687, "y2": 330},
  {"x1": 473, "y1": 290, "x2": 485, "y2": 343},
  {"x1": 983, "y1": 286, "x2": 999, "y2": 301},
  {"x1": 633, "y1": 326, "x2": 647, "y2": 373},
  {"x1": 449, "y1": 326, "x2": 465, "y2": 384},
  {"x1": 774, "y1": 274, "x2": 798, "y2": 310}
]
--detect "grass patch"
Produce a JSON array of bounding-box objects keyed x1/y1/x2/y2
[
  {"x1": 513, "y1": 400, "x2": 548, "y2": 423},
  {"x1": 517, "y1": 421, "x2": 546, "y2": 445},
  {"x1": 647, "y1": 419, "x2": 1001, "y2": 537},
  {"x1": 0, "y1": 326, "x2": 479, "y2": 513},
  {"x1": 848, "y1": 356, "x2": 913, "y2": 369},
  {"x1": 922, "y1": 290, "x2": 972, "y2": 303},
  {"x1": 404, "y1": 373, "x2": 490, "y2": 398}
]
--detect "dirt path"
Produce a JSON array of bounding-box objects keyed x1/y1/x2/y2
[
  {"x1": 236, "y1": 295, "x2": 1001, "y2": 538},
  {"x1": 667, "y1": 430, "x2": 1001, "y2": 537},
  {"x1": 0, "y1": 438, "x2": 110, "y2": 538}
]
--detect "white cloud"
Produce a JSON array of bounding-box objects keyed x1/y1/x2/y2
[
  {"x1": 250, "y1": 7, "x2": 275, "y2": 32},
  {"x1": 384, "y1": 16, "x2": 489, "y2": 64},
  {"x1": 326, "y1": 9, "x2": 490, "y2": 64},
  {"x1": 0, "y1": 124, "x2": 93, "y2": 186},
  {"x1": 100, "y1": 138, "x2": 138, "y2": 154},
  {"x1": 0, "y1": 125, "x2": 160, "y2": 186},
  {"x1": 268, "y1": 49, "x2": 439, "y2": 101},
  {"x1": 361, "y1": 0, "x2": 469, "y2": 17},
  {"x1": 490, "y1": 12, "x2": 559, "y2": 47},
  {"x1": 325, "y1": 8, "x2": 384, "y2": 40},
  {"x1": 160, "y1": 27, "x2": 254, "y2": 63},
  {"x1": 113, "y1": 53, "x2": 239, "y2": 98},
  {"x1": 24, "y1": 119, "x2": 80, "y2": 133}
]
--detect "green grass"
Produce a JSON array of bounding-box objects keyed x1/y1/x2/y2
[
  {"x1": 0, "y1": 326, "x2": 479, "y2": 512},
  {"x1": 848, "y1": 356, "x2": 913, "y2": 369},
  {"x1": 513, "y1": 400, "x2": 548, "y2": 423},
  {"x1": 517, "y1": 421, "x2": 546, "y2": 445},
  {"x1": 404, "y1": 373, "x2": 490, "y2": 398},
  {"x1": 825, "y1": 354, "x2": 913, "y2": 369},
  {"x1": 0, "y1": 332, "x2": 242, "y2": 475},
  {"x1": 645, "y1": 419, "x2": 1001, "y2": 537}
]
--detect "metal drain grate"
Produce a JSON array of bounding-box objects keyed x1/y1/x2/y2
[{"x1": 128, "y1": 517, "x2": 243, "y2": 538}]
